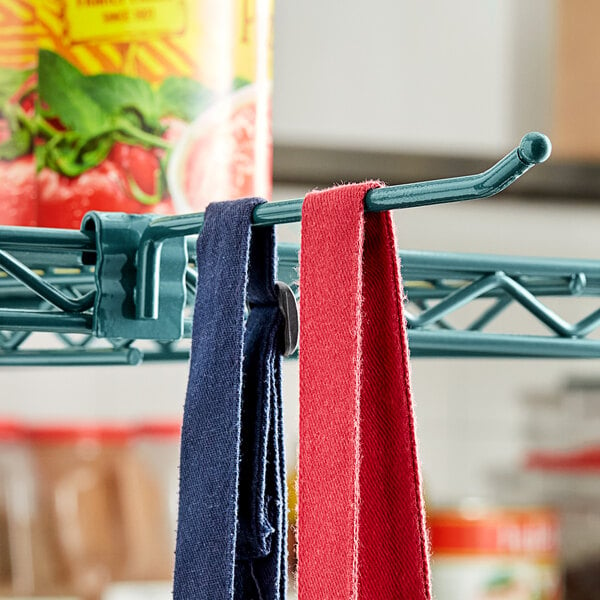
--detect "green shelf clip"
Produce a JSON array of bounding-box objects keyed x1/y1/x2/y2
[{"x1": 82, "y1": 212, "x2": 187, "y2": 340}]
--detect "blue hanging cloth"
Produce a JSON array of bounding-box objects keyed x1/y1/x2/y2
[{"x1": 173, "y1": 198, "x2": 287, "y2": 599}]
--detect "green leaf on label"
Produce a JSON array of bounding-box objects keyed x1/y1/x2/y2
[
  {"x1": 86, "y1": 73, "x2": 160, "y2": 129},
  {"x1": 158, "y1": 77, "x2": 213, "y2": 122},
  {"x1": 0, "y1": 68, "x2": 33, "y2": 107},
  {"x1": 43, "y1": 131, "x2": 115, "y2": 177},
  {"x1": 0, "y1": 104, "x2": 33, "y2": 160},
  {"x1": 38, "y1": 49, "x2": 111, "y2": 136},
  {"x1": 36, "y1": 51, "x2": 214, "y2": 176},
  {"x1": 0, "y1": 126, "x2": 31, "y2": 160},
  {"x1": 233, "y1": 76, "x2": 252, "y2": 90},
  {"x1": 34, "y1": 143, "x2": 47, "y2": 172}
]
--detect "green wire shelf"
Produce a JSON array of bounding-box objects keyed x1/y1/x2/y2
[{"x1": 4, "y1": 132, "x2": 597, "y2": 366}]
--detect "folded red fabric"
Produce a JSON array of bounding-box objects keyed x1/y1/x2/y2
[{"x1": 298, "y1": 182, "x2": 431, "y2": 599}]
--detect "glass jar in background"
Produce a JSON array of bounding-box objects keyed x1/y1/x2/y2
[
  {"x1": 132, "y1": 422, "x2": 181, "y2": 551},
  {"x1": 112, "y1": 422, "x2": 181, "y2": 588},
  {"x1": 522, "y1": 450, "x2": 600, "y2": 599},
  {"x1": 512, "y1": 381, "x2": 600, "y2": 598},
  {"x1": 28, "y1": 425, "x2": 135, "y2": 600},
  {"x1": 101, "y1": 422, "x2": 181, "y2": 599},
  {"x1": 0, "y1": 422, "x2": 38, "y2": 596},
  {"x1": 428, "y1": 504, "x2": 562, "y2": 600},
  {"x1": 27, "y1": 422, "x2": 181, "y2": 600},
  {"x1": 102, "y1": 581, "x2": 172, "y2": 600},
  {"x1": 287, "y1": 466, "x2": 298, "y2": 591}
]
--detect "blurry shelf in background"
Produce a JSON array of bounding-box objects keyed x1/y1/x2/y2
[{"x1": 274, "y1": 143, "x2": 600, "y2": 200}]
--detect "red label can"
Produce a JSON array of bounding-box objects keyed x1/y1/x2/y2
[{"x1": 0, "y1": 0, "x2": 273, "y2": 229}]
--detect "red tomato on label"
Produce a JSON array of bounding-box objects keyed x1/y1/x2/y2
[
  {"x1": 0, "y1": 156, "x2": 37, "y2": 226},
  {"x1": 108, "y1": 142, "x2": 163, "y2": 197},
  {"x1": 37, "y1": 160, "x2": 173, "y2": 229}
]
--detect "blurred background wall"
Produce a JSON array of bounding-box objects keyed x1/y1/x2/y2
[{"x1": 273, "y1": 0, "x2": 555, "y2": 154}]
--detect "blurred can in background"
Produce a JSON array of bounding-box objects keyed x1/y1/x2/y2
[
  {"x1": 0, "y1": 0, "x2": 274, "y2": 228},
  {"x1": 429, "y1": 505, "x2": 562, "y2": 600},
  {"x1": 0, "y1": 2, "x2": 37, "y2": 226},
  {"x1": 0, "y1": 422, "x2": 37, "y2": 597},
  {"x1": 26, "y1": 422, "x2": 180, "y2": 600}
]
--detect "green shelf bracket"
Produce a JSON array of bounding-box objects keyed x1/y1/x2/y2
[
  {"x1": 3, "y1": 241, "x2": 600, "y2": 363},
  {"x1": 82, "y1": 212, "x2": 187, "y2": 340}
]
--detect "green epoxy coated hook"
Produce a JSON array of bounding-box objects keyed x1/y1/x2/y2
[
  {"x1": 0, "y1": 348, "x2": 142, "y2": 367},
  {"x1": 136, "y1": 132, "x2": 551, "y2": 319},
  {"x1": 0, "y1": 310, "x2": 92, "y2": 333},
  {"x1": 0, "y1": 226, "x2": 94, "y2": 252},
  {"x1": 518, "y1": 131, "x2": 553, "y2": 164}
]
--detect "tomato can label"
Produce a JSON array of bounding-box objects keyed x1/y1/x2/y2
[
  {"x1": 0, "y1": 1, "x2": 38, "y2": 226},
  {"x1": 429, "y1": 508, "x2": 563, "y2": 600},
  {"x1": 0, "y1": 0, "x2": 273, "y2": 228}
]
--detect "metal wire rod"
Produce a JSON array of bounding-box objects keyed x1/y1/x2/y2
[
  {"x1": 276, "y1": 245, "x2": 600, "y2": 285},
  {"x1": 104, "y1": 332, "x2": 600, "y2": 363},
  {"x1": 409, "y1": 331, "x2": 600, "y2": 359},
  {"x1": 0, "y1": 226, "x2": 94, "y2": 252},
  {"x1": 136, "y1": 132, "x2": 552, "y2": 319},
  {"x1": 467, "y1": 295, "x2": 513, "y2": 331},
  {"x1": 0, "y1": 348, "x2": 142, "y2": 367},
  {"x1": 406, "y1": 271, "x2": 600, "y2": 338},
  {"x1": 0, "y1": 310, "x2": 92, "y2": 333},
  {"x1": 144, "y1": 132, "x2": 551, "y2": 237},
  {"x1": 0, "y1": 330, "x2": 30, "y2": 351},
  {"x1": 0, "y1": 273, "x2": 94, "y2": 292},
  {"x1": 0, "y1": 250, "x2": 95, "y2": 312}
]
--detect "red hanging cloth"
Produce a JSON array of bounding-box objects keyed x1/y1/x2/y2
[{"x1": 298, "y1": 182, "x2": 431, "y2": 599}]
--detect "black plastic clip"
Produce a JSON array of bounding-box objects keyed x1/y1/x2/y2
[{"x1": 275, "y1": 281, "x2": 299, "y2": 357}]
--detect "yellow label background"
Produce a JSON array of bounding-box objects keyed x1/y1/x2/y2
[
  {"x1": 64, "y1": 0, "x2": 186, "y2": 44},
  {"x1": 0, "y1": 0, "x2": 39, "y2": 69},
  {"x1": 0, "y1": 0, "x2": 277, "y2": 87}
]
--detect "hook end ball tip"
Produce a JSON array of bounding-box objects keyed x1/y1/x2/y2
[
  {"x1": 519, "y1": 132, "x2": 552, "y2": 164},
  {"x1": 127, "y1": 348, "x2": 144, "y2": 366}
]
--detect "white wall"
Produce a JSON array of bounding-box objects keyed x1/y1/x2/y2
[{"x1": 273, "y1": 0, "x2": 556, "y2": 154}]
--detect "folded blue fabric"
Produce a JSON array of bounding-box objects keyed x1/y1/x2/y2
[{"x1": 173, "y1": 198, "x2": 287, "y2": 599}]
